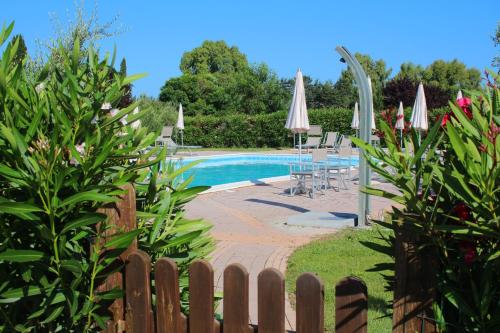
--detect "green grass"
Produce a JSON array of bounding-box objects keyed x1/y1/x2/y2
[{"x1": 286, "y1": 228, "x2": 393, "y2": 332}]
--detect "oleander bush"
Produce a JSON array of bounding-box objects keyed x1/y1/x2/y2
[
  {"x1": 135, "y1": 161, "x2": 215, "y2": 313},
  {"x1": 0, "y1": 22, "x2": 165, "y2": 332},
  {"x1": 353, "y1": 71, "x2": 500, "y2": 332}
]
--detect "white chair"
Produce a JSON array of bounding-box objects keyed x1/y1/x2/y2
[
  {"x1": 289, "y1": 149, "x2": 328, "y2": 198},
  {"x1": 326, "y1": 142, "x2": 353, "y2": 191}
]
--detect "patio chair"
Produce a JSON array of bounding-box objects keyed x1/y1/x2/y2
[
  {"x1": 155, "y1": 126, "x2": 174, "y2": 146},
  {"x1": 321, "y1": 131, "x2": 338, "y2": 151},
  {"x1": 326, "y1": 142, "x2": 353, "y2": 191},
  {"x1": 163, "y1": 137, "x2": 202, "y2": 156},
  {"x1": 295, "y1": 125, "x2": 323, "y2": 152},
  {"x1": 289, "y1": 149, "x2": 328, "y2": 198},
  {"x1": 296, "y1": 136, "x2": 322, "y2": 152}
]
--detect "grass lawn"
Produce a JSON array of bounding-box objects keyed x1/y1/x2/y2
[{"x1": 286, "y1": 228, "x2": 393, "y2": 332}]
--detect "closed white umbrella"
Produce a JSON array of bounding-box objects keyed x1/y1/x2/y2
[
  {"x1": 367, "y1": 76, "x2": 376, "y2": 130},
  {"x1": 395, "y1": 101, "x2": 405, "y2": 146},
  {"x1": 410, "y1": 82, "x2": 428, "y2": 143},
  {"x1": 456, "y1": 90, "x2": 463, "y2": 100},
  {"x1": 351, "y1": 101, "x2": 360, "y2": 130},
  {"x1": 176, "y1": 103, "x2": 185, "y2": 146},
  {"x1": 285, "y1": 69, "x2": 310, "y2": 165}
]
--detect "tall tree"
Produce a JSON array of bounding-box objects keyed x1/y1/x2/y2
[
  {"x1": 117, "y1": 58, "x2": 133, "y2": 108},
  {"x1": 332, "y1": 53, "x2": 392, "y2": 110},
  {"x1": 160, "y1": 41, "x2": 289, "y2": 115},
  {"x1": 179, "y1": 40, "x2": 249, "y2": 75},
  {"x1": 493, "y1": 22, "x2": 500, "y2": 71}
]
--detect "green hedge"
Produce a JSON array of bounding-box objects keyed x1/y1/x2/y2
[
  {"x1": 181, "y1": 108, "x2": 354, "y2": 147},
  {"x1": 176, "y1": 106, "x2": 451, "y2": 148}
]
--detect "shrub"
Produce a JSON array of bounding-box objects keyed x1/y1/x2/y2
[
  {"x1": 135, "y1": 161, "x2": 215, "y2": 313},
  {"x1": 0, "y1": 23, "x2": 162, "y2": 332},
  {"x1": 353, "y1": 71, "x2": 500, "y2": 332},
  {"x1": 181, "y1": 108, "x2": 356, "y2": 148},
  {"x1": 138, "y1": 95, "x2": 178, "y2": 134}
]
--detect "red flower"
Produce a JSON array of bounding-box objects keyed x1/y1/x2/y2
[
  {"x1": 441, "y1": 113, "x2": 452, "y2": 127},
  {"x1": 457, "y1": 97, "x2": 473, "y2": 119},
  {"x1": 459, "y1": 241, "x2": 476, "y2": 265},
  {"x1": 453, "y1": 202, "x2": 470, "y2": 221}
]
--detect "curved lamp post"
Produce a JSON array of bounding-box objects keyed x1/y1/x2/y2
[{"x1": 335, "y1": 46, "x2": 372, "y2": 227}]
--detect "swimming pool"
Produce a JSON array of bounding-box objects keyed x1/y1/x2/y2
[{"x1": 173, "y1": 153, "x2": 359, "y2": 190}]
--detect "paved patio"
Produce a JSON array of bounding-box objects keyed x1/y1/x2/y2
[{"x1": 185, "y1": 177, "x2": 395, "y2": 330}]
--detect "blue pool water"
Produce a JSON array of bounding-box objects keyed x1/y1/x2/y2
[{"x1": 173, "y1": 154, "x2": 359, "y2": 188}]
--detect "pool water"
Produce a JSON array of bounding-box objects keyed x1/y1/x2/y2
[{"x1": 174, "y1": 154, "x2": 359, "y2": 188}]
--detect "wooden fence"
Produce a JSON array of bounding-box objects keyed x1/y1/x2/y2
[{"x1": 99, "y1": 184, "x2": 436, "y2": 333}]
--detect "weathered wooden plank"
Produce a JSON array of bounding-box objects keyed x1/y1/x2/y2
[
  {"x1": 392, "y1": 225, "x2": 437, "y2": 333},
  {"x1": 223, "y1": 264, "x2": 249, "y2": 333},
  {"x1": 155, "y1": 258, "x2": 182, "y2": 333},
  {"x1": 296, "y1": 273, "x2": 324, "y2": 333},
  {"x1": 125, "y1": 250, "x2": 153, "y2": 333},
  {"x1": 214, "y1": 319, "x2": 221, "y2": 333},
  {"x1": 181, "y1": 313, "x2": 188, "y2": 333},
  {"x1": 258, "y1": 268, "x2": 285, "y2": 333},
  {"x1": 97, "y1": 183, "x2": 138, "y2": 331},
  {"x1": 189, "y1": 260, "x2": 214, "y2": 333},
  {"x1": 335, "y1": 277, "x2": 367, "y2": 333}
]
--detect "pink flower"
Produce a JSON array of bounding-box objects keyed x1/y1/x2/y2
[{"x1": 457, "y1": 97, "x2": 473, "y2": 119}]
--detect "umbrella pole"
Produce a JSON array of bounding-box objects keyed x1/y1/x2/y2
[
  {"x1": 298, "y1": 133, "x2": 302, "y2": 169},
  {"x1": 400, "y1": 129, "x2": 403, "y2": 148},
  {"x1": 181, "y1": 130, "x2": 184, "y2": 147}
]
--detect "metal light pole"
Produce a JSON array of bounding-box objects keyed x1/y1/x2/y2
[{"x1": 335, "y1": 46, "x2": 372, "y2": 227}]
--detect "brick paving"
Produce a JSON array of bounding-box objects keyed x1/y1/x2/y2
[{"x1": 185, "y1": 178, "x2": 395, "y2": 330}]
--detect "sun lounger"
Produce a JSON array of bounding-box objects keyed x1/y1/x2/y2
[{"x1": 321, "y1": 131, "x2": 339, "y2": 151}]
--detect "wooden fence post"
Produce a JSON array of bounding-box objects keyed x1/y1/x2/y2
[
  {"x1": 223, "y1": 264, "x2": 249, "y2": 333},
  {"x1": 97, "y1": 183, "x2": 138, "y2": 332},
  {"x1": 125, "y1": 250, "x2": 154, "y2": 333},
  {"x1": 258, "y1": 268, "x2": 285, "y2": 333},
  {"x1": 189, "y1": 260, "x2": 214, "y2": 333},
  {"x1": 296, "y1": 273, "x2": 324, "y2": 333},
  {"x1": 335, "y1": 277, "x2": 367, "y2": 333},
  {"x1": 155, "y1": 258, "x2": 183, "y2": 333},
  {"x1": 392, "y1": 225, "x2": 437, "y2": 333}
]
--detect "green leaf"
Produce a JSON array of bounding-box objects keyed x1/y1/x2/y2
[
  {"x1": 123, "y1": 73, "x2": 147, "y2": 85},
  {"x1": 0, "y1": 201, "x2": 42, "y2": 220},
  {"x1": 60, "y1": 190, "x2": 117, "y2": 208},
  {"x1": 104, "y1": 229, "x2": 141, "y2": 249},
  {"x1": 61, "y1": 213, "x2": 106, "y2": 234},
  {"x1": 0, "y1": 249, "x2": 45, "y2": 262}
]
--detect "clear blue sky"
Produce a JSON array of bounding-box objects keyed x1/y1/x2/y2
[{"x1": 2, "y1": 1, "x2": 499, "y2": 97}]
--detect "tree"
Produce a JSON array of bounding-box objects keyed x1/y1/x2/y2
[
  {"x1": 383, "y1": 77, "x2": 451, "y2": 109},
  {"x1": 117, "y1": 58, "x2": 133, "y2": 108},
  {"x1": 331, "y1": 53, "x2": 392, "y2": 110},
  {"x1": 159, "y1": 41, "x2": 289, "y2": 115},
  {"x1": 492, "y1": 22, "x2": 499, "y2": 71},
  {"x1": 395, "y1": 62, "x2": 426, "y2": 82},
  {"x1": 179, "y1": 40, "x2": 248, "y2": 75}
]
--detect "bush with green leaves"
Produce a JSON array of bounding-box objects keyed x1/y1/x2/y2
[
  {"x1": 180, "y1": 108, "x2": 355, "y2": 148},
  {"x1": 353, "y1": 71, "x2": 499, "y2": 332},
  {"x1": 135, "y1": 160, "x2": 215, "y2": 313},
  {"x1": 138, "y1": 95, "x2": 178, "y2": 134},
  {"x1": 0, "y1": 23, "x2": 162, "y2": 332}
]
